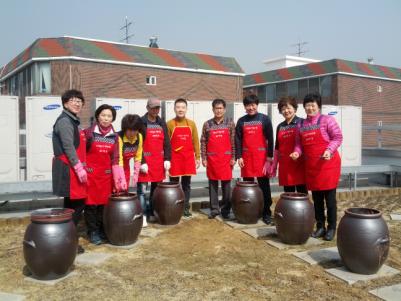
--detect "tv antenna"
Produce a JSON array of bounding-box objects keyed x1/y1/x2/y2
[
  {"x1": 291, "y1": 40, "x2": 309, "y2": 57},
  {"x1": 120, "y1": 16, "x2": 134, "y2": 44}
]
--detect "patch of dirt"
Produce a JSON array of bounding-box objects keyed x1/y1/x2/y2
[{"x1": 0, "y1": 190, "x2": 400, "y2": 300}]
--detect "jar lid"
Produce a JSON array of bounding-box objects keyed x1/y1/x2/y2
[{"x1": 31, "y1": 208, "x2": 74, "y2": 223}]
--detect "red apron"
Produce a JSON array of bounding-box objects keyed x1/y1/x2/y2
[
  {"x1": 169, "y1": 120, "x2": 196, "y2": 177},
  {"x1": 122, "y1": 139, "x2": 138, "y2": 185},
  {"x1": 241, "y1": 121, "x2": 267, "y2": 178},
  {"x1": 86, "y1": 133, "x2": 116, "y2": 205},
  {"x1": 57, "y1": 130, "x2": 87, "y2": 199},
  {"x1": 277, "y1": 123, "x2": 305, "y2": 186},
  {"x1": 300, "y1": 116, "x2": 341, "y2": 191},
  {"x1": 138, "y1": 125, "x2": 165, "y2": 182},
  {"x1": 206, "y1": 121, "x2": 232, "y2": 181}
]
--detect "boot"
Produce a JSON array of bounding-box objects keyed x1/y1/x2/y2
[
  {"x1": 324, "y1": 229, "x2": 336, "y2": 241},
  {"x1": 311, "y1": 227, "x2": 326, "y2": 238},
  {"x1": 89, "y1": 231, "x2": 102, "y2": 245}
]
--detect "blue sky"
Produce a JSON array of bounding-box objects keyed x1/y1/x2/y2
[{"x1": 1, "y1": 0, "x2": 400, "y2": 73}]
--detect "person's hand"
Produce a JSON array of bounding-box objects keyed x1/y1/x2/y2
[
  {"x1": 262, "y1": 160, "x2": 271, "y2": 176},
  {"x1": 196, "y1": 160, "x2": 200, "y2": 169},
  {"x1": 132, "y1": 161, "x2": 141, "y2": 187},
  {"x1": 290, "y1": 152, "x2": 300, "y2": 160},
  {"x1": 112, "y1": 165, "x2": 127, "y2": 191},
  {"x1": 73, "y1": 161, "x2": 87, "y2": 183},
  {"x1": 202, "y1": 159, "x2": 207, "y2": 167},
  {"x1": 322, "y1": 150, "x2": 332, "y2": 160},
  {"x1": 140, "y1": 163, "x2": 148, "y2": 174},
  {"x1": 238, "y1": 158, "x2": 244, "y2": 168},
  {"x1": 230, "y1": 159, "x2": 236, "y2": 167},
  {"x1": 163, "y1": 161, "x2": 171, "y2": 171}
]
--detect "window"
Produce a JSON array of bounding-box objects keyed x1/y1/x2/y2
[
  {"x1": 276, "y1": 82, "x2": 287, "y2": 98},
  {"x1": 308, "y1": 78, "x2": 319, "y2": 94},
  {"x1": 266, "y1": 84, "x2": 276, "y2": 102},
  {"x1": 320, "y1": 76, "x2": 332, "y2": 97},
  {"x1": 287, "y1": 81, "x2": 298, "y2": 97},
  {"x1": 146, "y1": 75, "x2": 157, "y2": 85},
  {"x1": 31, "y1": 62, "x2": 51, "y2": 94},
  {"x1": 298, "y1": 79, "x2": 308, "y2": 100},
  {"x1": 257, "y1": 85, "x2": 266, "y2": 101}
]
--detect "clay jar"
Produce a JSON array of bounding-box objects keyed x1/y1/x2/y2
[
  {"x1": 153, "y1": 182, "x2": 185, "y2": 225},
  {"x1": 23, "y1": 208, "x2": 77, "y2": 280},
  {"x1": 274, "y1": 192, "x2": 314, "y2": 244},
  {"x1": 231, "y1": 181, "x2": 263, "y2": 224},
  {"x1": 103, "y1": 193, "x2": 143, "y2": 246},
  {"x1": 337, "y1": 208, "x2": 390, "y2": 274}
]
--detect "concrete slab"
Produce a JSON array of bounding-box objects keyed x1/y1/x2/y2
[
  {"x1": 0, "y1": 292, "x2": 25, "y2": 301},
  {"x1": 325, "y1": 265, "x2": 400, "y2": 285},
  {"x1": 293, "y1": 247, "x2": 341, "y2": 265},
  {"x1": 225, "y1": 218, "x2": 267, "y2": 229},
  {"x1": 265, "y1": 237, "x2": 323, "y2": 250},
  {"x1": 390, "y1": 214, "x2": 401, "y2": 221},
  {"x1": 369, "y1": 283, "x2": 401, "y2": 301},
  {"x1": 105, "y1": 240, "x2": 144, "y2": 250},
  {"x1": 241, "y1": 226, "x2": 276, "y2": 239},
  {"x1": 75, "y1": 252, "x2": 113, "y2": 265},
  {"x1": 24, "y1": 271, "x2": 78, "y2": 285},
  {"x1": 140, "y1": 227, "x2": 164, "y2": 238}
]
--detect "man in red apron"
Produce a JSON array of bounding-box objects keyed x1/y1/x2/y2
[
  {"x1": 291, "y1": 93, "x2": 342, "y2": 241},
  {"x1": 167, "y1": 98, "x2": 200, "y2": 217},
  {"x1": 201, "y1": 99, "x2": 235, "y2": 219},
  {"x1": 52, "y1": 89, "x2": 87, "y2": 253},
  {"x1": 138, "y1": 98, "x2": 171, "y2": 222},
  {"x1": 235, "y1": 94, "x2": 274, "y2": 224}
]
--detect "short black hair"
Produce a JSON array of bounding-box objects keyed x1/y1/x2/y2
[
  {"x1": 174, "y1": 98, "x2": 187, "y2": 107},
  {"x1": 243, "y1": 94, "x2": 259, "y2": 106},
  {"x1": 61, "y1": 89, "x2": 85, "y2": 106},
  {"x1": 212, "y1": 98, "x2": 226, "y2": 108},
  {"x1": 121, "y1": 114, "x2": 144, "y2": 133},
  {"x1": 278, "y1": 96, "x2": 298, "y2": 112},
  {"x1": 95, "y1": 104, "x2": 117, "y2": 122},
  {"x1": 303, "y1": 93, "x2": 322, "y2": 109}
]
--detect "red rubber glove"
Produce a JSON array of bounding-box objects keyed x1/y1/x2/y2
[{"x1": 73, "y1": 161, "x2": 87, "y2": 183}]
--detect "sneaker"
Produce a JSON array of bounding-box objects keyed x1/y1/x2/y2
[
  {"x1": 142, "y1": 216, "x2": 148, "y2": 227},
  {"x1": 89, "y1": 231, "x2": 102, "y2": 245},
  {"x1": 183, "y1": 209, "x2": 192, "y2": 217},
  {"x1": 77, "y1": 245, "x2": 85, "y2": 254},
  {"x1": 99, "y1": 229, "x2": 108, "y2": 242},
  {"x1": 208, "y1": 211, "x2": 219, "y2": 219},
  {"x1": 311, "y1": 227, "x2": 326, "y2": 238}
]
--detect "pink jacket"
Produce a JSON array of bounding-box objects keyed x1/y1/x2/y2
[{"x1": 294, "y1": 112, "x2": 343, "y2": 155}]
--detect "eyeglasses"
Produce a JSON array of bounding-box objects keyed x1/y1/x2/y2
[{"x1": 69, "y1": 98, "x2": 83, "y2": 105}]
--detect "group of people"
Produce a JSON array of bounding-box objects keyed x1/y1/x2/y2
[{"x1": 52, "y1": 89, "x2": 343, "y2": 253}]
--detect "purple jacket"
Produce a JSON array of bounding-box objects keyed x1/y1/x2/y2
[{"x1": 294, "y1": 112, "x2": 343, "y2": 155}]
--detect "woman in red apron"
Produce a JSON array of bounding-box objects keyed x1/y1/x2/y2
[
  {"x1": 138, "y1": 98, "x2": 171, "y2": 223},
  {"x1": 235, "y1": 94, "x2": 274, "y2": 224},
  {"x1": 167, "y1": 98, "x2": 200, "y2": 217},
  {"x1": 291, "y1": 93, "x2": 343, "y2": 241},
  {"x1": 85, "y1": 104, "x2": 126, "y2": 245},
  {"x1": 52, "y1": 89, "x2": 87, "y2": 253},
  {"x1": 268, "y1": 96, "x2": 307, "y2": 193},
  {"x1": 200, "y1": 99, "x2": 235, "y2": 219}
]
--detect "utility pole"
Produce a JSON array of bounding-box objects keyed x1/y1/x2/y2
[
  {"x1": 120, "y1": 16, "x2": 134, "y2": 44},
  {"x1": 291, "y1": 40, "x2": 309, "y2": 57}
]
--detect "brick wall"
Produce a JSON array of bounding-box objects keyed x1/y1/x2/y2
[
  {"x1": 51, "y1": 60, "x2": 243, "y2": 126},
  {"x1": 337, "y1": 75, "x2": 401, "y2": 149}
]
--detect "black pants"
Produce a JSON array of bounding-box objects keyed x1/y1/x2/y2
[
  {"x1": 64, "y1": 197, "x2": 85, "y2": 226},
  {"x1": 283, "y1": 185, "x2": 308, "y2": 194},
  {"x1": 209, "y1": 179, "x2": 231, "y2": 215},
  {"x1": 84, "y1": 205, "x2": 104, "y2": 233},
  {"x1": 170, "y1": 176, "x2": 191, "y2": 211},
  {"x1": 311, "y1": 188, "x2": 337, "y2": 230},
  {"x1": 244, "y1": 177, "x2": 272, "y2": 218}
]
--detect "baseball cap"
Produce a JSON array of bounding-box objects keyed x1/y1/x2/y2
[{"x1": 147, "y1": 98, "x2": 161, "y2": 108}]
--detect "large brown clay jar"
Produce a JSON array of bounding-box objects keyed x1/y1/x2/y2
[
  {"x1": 23, "y1": 208, "x2": 77, "y2": 280},
  {"x1": 337, "y1": 208, "x2": 390, "y2": 274},
  {"x1": 274, "y1": 192, "x2": 314, "y2": 244},
  {"x1": 103, "y1": 193, "x2": 143, "y2": 245},
  {"x1": 153, "y1": 182, "x2": 185, "y2": 225},
  {"x1": 231, "y1": 181, "x2": 263, "y2": 224}
]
